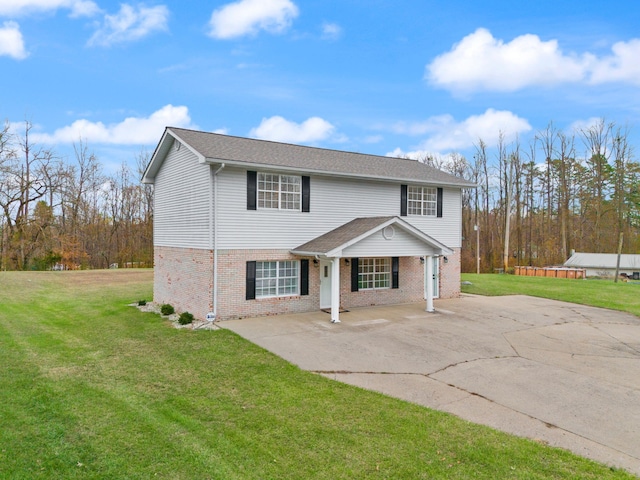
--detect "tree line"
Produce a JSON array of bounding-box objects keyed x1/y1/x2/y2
[
  {"x1": 0, "y1": 121, "x2": 153, "y2": 271},
  {"x1": 423, "y1": 118, "x2": 640, "y2": 273},
  {"x1": 1, "y1": 117, "x2": 638, "y2": 274}
]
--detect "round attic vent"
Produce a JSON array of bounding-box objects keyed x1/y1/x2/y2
[{"x1": 382, "y1": 226, "x2": 395, "y2": 240}]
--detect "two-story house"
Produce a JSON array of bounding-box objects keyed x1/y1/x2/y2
[{"x1": 143, "y1": 127, "x2": 474, "y2": 323}]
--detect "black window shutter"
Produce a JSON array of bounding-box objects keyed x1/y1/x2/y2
[
  {"x1": 400, "y1": 184, "x2": 407, "y2": 216},
  {"x1": 392, "y1": 257, "x2": 399, "y2": 289},
  {"x1": 247, "y1": 171, "x2": 257, "y2": 210},
  {"x1": 300, "y1": 259, "x2": 309, "y2": 296},
  {"x1": 302, "y1": 176, "x2": 310, "y2": 212},
  {"x1": 351, "y1": 258, "x2": 359, "y2": 292},
  {"x1": 246, "y1": 261, "x2": 256, "y2": 300},
  {"x1": 437, "y1": 187, "x2": 443, "y2": 218}
]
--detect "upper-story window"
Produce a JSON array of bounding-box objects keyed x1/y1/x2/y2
[
  {"x1": 258, "y1": 173, "x2": 301, "y2": 210},
  {"x1": 407, "y1": 186, "x2": 437, "y2": 216}
]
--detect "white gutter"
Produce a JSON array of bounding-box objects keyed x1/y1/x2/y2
[
  {"x1": 200, "y1": 157, "x2": 476, "y2": 189},
  {"x1": 209, "y1": 163, "x2": 225, "y2": 321}
]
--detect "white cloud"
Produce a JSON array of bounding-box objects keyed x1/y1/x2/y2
[
  {"x1": 0, "y1": 21, "x2": 27, "y2": 59},
  {"x1": 208, "y1": 0, "x2": 298, "y2": 39},
  {"x1": 321, "y1": 22, "x2": 341, "y2": 40},
  {"x1": 387, "y1": 147, "x2": 438, "y2": 160},
  {"x1": 249, "y1": 116, "x2": 335, "y2": 143},
  {"x1": 88, "y1": 4, "x2": 169, "y2": 47},
  {"x1": 389, "y1": 109, "x2": 532, "y2": 152},
  {"x1": 428, "y1": 28, "x2": 640, "y2": 93},
  {"x1": 589, "y1": 39, "x2": 640, "y2": 85},
  {"x1": 31, "y1": 104, "x2": 195, "y2": 145},
  {"x1": 0, "y1": 0, "x2": 100, "y2": 17},
  {"x1": 67, "y1": 0, "x2": 99, "y2": 17},
  {"x1": 386, "y1": 148, "x2": 464, "y2": 170},
  {"x1": 568, "y1": 117, "x2": 604, "y2": 134},
  {"x1": 427, "y1": 28, "x2": 588, "y2": 93}
]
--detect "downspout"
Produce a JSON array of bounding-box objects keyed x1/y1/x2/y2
[{"x1": 209, "y1": 163, "x2": 225, "y2": 321}]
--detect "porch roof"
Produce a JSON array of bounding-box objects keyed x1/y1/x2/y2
[{"x1": 290, "y1": 216, "x2": 453, "y2": 258}]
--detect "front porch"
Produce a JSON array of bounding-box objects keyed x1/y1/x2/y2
[{"x1": 291, "y1": 216, "x2": 453, "y2": 323}]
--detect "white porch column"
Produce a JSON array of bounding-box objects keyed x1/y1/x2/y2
[
  {"x1": 425, "y1": 255, "x2": 434, "y2": 313},
  {"x1": 331, "y1": 257, "x2": 341, "y2": 323}
]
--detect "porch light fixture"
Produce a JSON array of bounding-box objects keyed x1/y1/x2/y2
[
  {"x1": 344, "y1": 259, "x2": 350, "y2": 266},
  {"x1": 420, "y1": 257, "x2": 425, "y2": 264},
  {"x1": 313, "y1": 259, "x2": 318, "y2": 265},
  {"x1": 444, "y1": 256, "x2": 449, "y2": 264}
]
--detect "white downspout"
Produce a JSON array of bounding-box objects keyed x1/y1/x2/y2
[{"x1": 210, "y1": 163, "x2": 225, "y2": 321}]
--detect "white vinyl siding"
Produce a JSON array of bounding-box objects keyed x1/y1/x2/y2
[
  {"x1": 342, "y1": 227, "x2": 437, "y2": 257},
  {"x1": 255, "y1": 260, "x2": 299, "y2": 298},
  {"x1": 153, "y1": 142, "x2": 212, "y2": 249},
  {"x1": 216, "y1": 167, "x2": 463, "y2": 250},
  {"x1": 358, "y1": 258, "x2": 391, "y2": 290},
  {"x1": 408, "y1": 186, "x2": 437, "y2": 216}
]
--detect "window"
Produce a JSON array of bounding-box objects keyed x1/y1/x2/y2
[
  {"x1": 358, "y1": 258, "x2": 391, "y2": 290},
  {"x1": 408, "y1": 186, "x2": 437, "y2": 216},
  {"x1": 258, "y1": 173, "x2": 301, "y2": 210},
  {"x1": 255, "y1": 260, "x2": 299, "y2": 298}
]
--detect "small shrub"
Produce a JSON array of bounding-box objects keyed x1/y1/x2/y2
[
  {"x1": 178, "y1": 312, "x2": 194, "y2": 325},
  {"x1": 160, "y1": 304, "x2": 175, "y2": 316},
  {"x1": 138, "y1": 299, "x2": 147, "y2": 306}
]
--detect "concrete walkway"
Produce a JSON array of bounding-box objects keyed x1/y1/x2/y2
[{"x1": 221, "y1": 294, "x2": 640, "y2": 475}]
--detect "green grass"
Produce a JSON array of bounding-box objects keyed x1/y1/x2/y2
[
  {"x1": 0, "y1": 270, "x2": 636, "y2": 479},
  {"x1": 462, "y1": 273, "x2": 640, "y2": 318}
]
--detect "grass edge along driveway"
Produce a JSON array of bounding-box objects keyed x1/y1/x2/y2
[
  {"x1": 0, "y1": 270, "x2": 635, "y2": 479},
  {"x1": 461, "y1": 272, "x2": 640, "y2": 318}
]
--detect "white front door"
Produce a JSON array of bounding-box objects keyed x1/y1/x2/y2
[
  {"x1": 425, "y1": 256, "x2": 440, "y2": 300},
  {"x1": 319, "y1": 259, "x2": 332, "y2": 308},
  {"x1": 432, "y1": 256, "x2": 440, "y2": 299}
]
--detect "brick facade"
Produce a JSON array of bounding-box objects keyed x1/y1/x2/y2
[
  {"x1": 439, "y1": 248, "x2": 461, "y2": 299},
  {"x1": 154, "y1": 246, "x2": 213, "y2": 321},
  {"x1": 155, "y1": 246, "x2": 461, "y2": 321}
]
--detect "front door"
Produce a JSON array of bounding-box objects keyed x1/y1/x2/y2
[
  {"x1": 319, "y1": 259, "x2": 332, "y2": 309},
  {"x1": 432, "y1": 256, "x2": 440, "y2": 299},
  {"x1": 425, "y1": 256, "x2": 440, "y2": 300}
]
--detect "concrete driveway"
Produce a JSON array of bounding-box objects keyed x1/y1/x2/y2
[{"x1": 221, "y1": 294, "x2": 640, "y2": 475}]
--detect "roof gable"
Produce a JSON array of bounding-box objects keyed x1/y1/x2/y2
[
  {"x1": 291, "y1": 216, "x2": 453, "y2": 258},
  {"x1": 143, "y1": 127, "x2": 475, "y2": 187}
]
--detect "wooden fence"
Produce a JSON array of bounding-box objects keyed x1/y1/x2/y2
[{"x1": 514, "y1": 266, "x2": 586, "y2": 279}]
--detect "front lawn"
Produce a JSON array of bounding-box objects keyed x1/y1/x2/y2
[
  {"x1": 461, "y1": 273, "x2": 640, "y2": 318},
  {"x1": 0, "y1": 270, "x2": 635, "y2": 479}
]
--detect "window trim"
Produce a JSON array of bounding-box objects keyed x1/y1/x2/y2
[
  {"x1": 255, "y1": 260, "x2": 300, "y2": 298},
  {"x1": 248, "y1": 171, "x2": 310, "y2": 212},
  {"x1": 352, "y1": 257, "x2": 399, "y2": 291},
  {"x1": 257, "y1": 172, "x2": 301, "y2": 211},
  {"x1": 401, "y1": 184, "x2": 443, "y2": 218},
  {"x1": 357, "y1": 257, "x2": 392, "y2": 291},
  {"x1": 408, "y1": 185, "x2": 437, "y2": 216},
  {"x1": 246, "y1": 259, "x2": 309, "y2": 300}
]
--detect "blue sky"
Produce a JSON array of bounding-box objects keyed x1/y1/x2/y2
[{"x1": 2, "y1": 0, "x2": 640, "y2": 173}]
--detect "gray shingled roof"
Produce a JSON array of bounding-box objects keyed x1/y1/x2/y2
[
  {"x1": 291, "y1": 216, "x2": 452, "y2": 256},
  {"x1": 292, "y1": 217, "x2": 396, "y2": 254},
  {"x1": 165, "y1": 127, "x2": 474, "y2": 187}
]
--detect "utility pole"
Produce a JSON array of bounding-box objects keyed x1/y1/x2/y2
[
  {"x1": 474, "y1": 224, "x2": 480, "y2": 274},
  {"x1": 614, "y1": 232, "x2": 624, "y2": 283}
]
